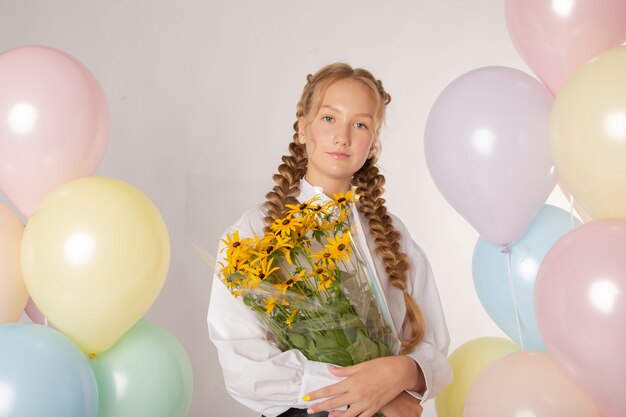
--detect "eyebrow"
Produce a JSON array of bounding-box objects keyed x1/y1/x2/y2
[{"x1": 319, "y1": 105, "x2": 374, "y2": 119}]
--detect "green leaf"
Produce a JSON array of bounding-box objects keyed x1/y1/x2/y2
[
  {"x1": 288, "y1": 333, "x2": 308, "y2": 351},
  {"x1": 346, "y1": 330, "x2": 381, "y2": 364}
]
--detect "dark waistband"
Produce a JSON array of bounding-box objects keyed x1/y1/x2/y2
[{"x1": 263, "y1": 408, "x2": 329, "y2": 417}]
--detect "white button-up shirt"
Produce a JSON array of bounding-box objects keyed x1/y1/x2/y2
[{"x1": 207, "y1": 179, "x2": 452, "y2": 416}]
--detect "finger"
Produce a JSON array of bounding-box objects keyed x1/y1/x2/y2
[
  {"x1": 328, "y1": 363, "x2": 361, "y2": 377},
  {"x1": 340, "y1": 403, "x2": 372, "y2": 417},
  {"x1": 307, "y1": 393, "x2": 354, "y2": 414},
  {"x1": 304, "y1": 379, "x2": 348, "y2": 401}
]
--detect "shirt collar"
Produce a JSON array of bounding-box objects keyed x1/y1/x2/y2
[
  {"x1": 298, "y1": 178, "x2": 358, "y2": 204},
  {"x1": 298, "y1": 178, "x2": 333, "y2": 204}
]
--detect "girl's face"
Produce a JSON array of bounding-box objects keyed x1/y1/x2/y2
[{"x1": 298, "y1": 79, "x2": 379, "y2": 193}]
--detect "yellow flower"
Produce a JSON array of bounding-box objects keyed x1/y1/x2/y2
[
  {"x1": 245, "y1": 257, "x2": 280, "y2": 282},
  {"x1": 265, "y1": 298, "x2": 276, "y2": 315},
  {"x1": 317, "y1": 277, "x2": 334, "y2": 291},
  {"x1": 219, "y1": 250, "x2": 250, "y2": 277},
  {"x1": 286, "y1": 309, "x2": 298, "y2": 327},
  {"x1": 331, "y1": 190, "x2": 356, "y2": 210},
  {"x1": 311, "y1": 264, "x2": 335, "y2": 291},
  {"x1": 324, "y1": 233, "x2": 352, "y2": 263},
  {"x1": 274, "y1": 270, "x2": 306, "y2": 293},
  {"x1": 310, "y1": 203, "x2": 329, "y2": 215},
  {"x1": 221, "y1": 230, "x2": 253, "y2": 257},
  {"x1": 311, "y1": 248, "x2": 336, "y2": 265},
  {"x1": 285, "y1": 196, "x2": 320, "y2": 216},
  {"x1": 271, "y1": 215, "x2": 304, "y2": 238}
]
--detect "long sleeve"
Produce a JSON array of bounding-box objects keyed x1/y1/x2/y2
[
  {"x1": 207, "y1": 206, "x2": 343, "y2": 417},
  {"x1": 396, "y1": 217, "x2": 453, "y2": 402}
]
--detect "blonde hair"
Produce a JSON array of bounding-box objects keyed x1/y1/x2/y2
[{"x1": 262, "y1": 63, "x2": 425, "y2": 353}]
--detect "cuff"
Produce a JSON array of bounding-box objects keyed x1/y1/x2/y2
[
  {"x1": 406, "y1": 353, "x2": 433, "y2": 403},
  {"x1": 297, "y1": 361, "x2": 344, "y2": 408}
]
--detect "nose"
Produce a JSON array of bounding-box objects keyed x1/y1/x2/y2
[{"x1": 334, "y1": 122, "x2": 351, "y2": 146}]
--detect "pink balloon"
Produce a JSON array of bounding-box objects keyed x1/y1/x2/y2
[
  {"x1": 24, "y1": 297, "x2": 55, "y2": 328},
  {"x1": 505, "y1": 0, "x2": 626, "y2": 95},
  {"x1": 536, "y1": 220, "x2": 626, "y2": 417},
  {"x1": 424, "y1": 67, "x2": 555, "y2": 246},
  {"x1": 464, "y1": 351, "x2": 602, "y2": 417},
  {"x1": 0, "y1": 45, "x2": 110, "y2": 217}
]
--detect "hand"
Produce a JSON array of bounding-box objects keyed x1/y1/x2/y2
[
  {"x1": 304, "y1": 356, "x2": 421, "y2": 417},
  {"x1": 379, "y1": 391, "x2": 423, "y2": 417}
]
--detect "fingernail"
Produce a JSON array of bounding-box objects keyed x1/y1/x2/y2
[
  {"x1": 327, "y1": 364, "x2": 337, "y2": 369},
  {"x1": 302, "y1": 395, "x2": 311, "y2": 402},
  {"x1": 307, "y1": 408, "x2": 314, "y2": 414}
]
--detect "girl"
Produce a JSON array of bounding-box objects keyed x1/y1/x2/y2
[{"x1": 208, "y1": 63, "x2": 452, "y2": 417}]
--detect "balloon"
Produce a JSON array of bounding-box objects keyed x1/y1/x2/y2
[
  {"x1": 435, "y1": 337, "x2": 518, "y2": 417},
  {"x1": 472, "y1": 205, "x2": 581, "y2": 350},
  {"x1": 0, "y1": 203, "x2": 27, "y2": 323},
  {"x1": 463, "y1": 351, "x2": 602, "y2": 417},
  {"x1": 505, "y1": 0, "x2": 626, "y2": 95},
  {"x1": 557, "y1": 181, "x2": 593, "y2": 223},
  {"x1": 24, "y1": 297, "x2": 56, "y2": 328},
  {"x1": 536, "y1": 220, "x2": 626, "y2": 417},
  {"x1": 0, "y1": 45, "x2": 110, "y2": 217},
  {"x1": 90, "y1": 320, "x2": 193, "y2": 417},
  {"x1": 424, "y1": 67, "x2": 555, "y2": 245},
  {"x1": 0, "y1": 323, "x2": 98, "y2": 417},
  {"x1": 21, "y1": 177, "x2": 170, "y2": 354},
  {"x1": 550, "y1": 46, "x2": 626, "y2": 219}
]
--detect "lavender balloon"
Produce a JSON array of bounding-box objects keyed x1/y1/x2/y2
[{"x1": 424, "y1": 67, "x2": 555, "y2": 246}]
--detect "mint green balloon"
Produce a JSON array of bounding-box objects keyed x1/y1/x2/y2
[{"x1": 89, "y1": 320, "x2": 192, "y2": 417}]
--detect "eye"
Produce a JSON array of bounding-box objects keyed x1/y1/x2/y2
[
  {"x1": 354, "y1": 122, "x2": 368, "y2": 129},
  {"x1": 322, "y1": 116, "x2": 334, "y2": 123}
]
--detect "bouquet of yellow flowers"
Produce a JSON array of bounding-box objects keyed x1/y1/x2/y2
[{"x1": 218, "y1": 191, "x2": 400, "y2": 368}]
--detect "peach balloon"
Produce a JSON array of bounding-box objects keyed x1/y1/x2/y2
[
  {"x1": 464, "y1": 351, "x2": 602, "y2": 417},
  {"x1": 0, "y1": 203, "x2": 27, "y2": 323}
]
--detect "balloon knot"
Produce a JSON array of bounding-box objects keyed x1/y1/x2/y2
[
  {"x1": 500, "y1": 246, "x2": 510, "y2": 254},
  {"x1": 88, "y1": 353, "x2": 98, "y2": 360}
]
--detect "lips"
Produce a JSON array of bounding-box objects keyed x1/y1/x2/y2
[{"x1": 328, "y1": 152, "x2": 350, "y2": 159}]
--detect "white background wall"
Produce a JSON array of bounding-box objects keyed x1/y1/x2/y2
[{"x1": 1, "y1": 1, "x2": 569, "y2": 416}]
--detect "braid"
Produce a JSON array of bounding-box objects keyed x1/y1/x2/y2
[
  {"x1": 352, "y1": 159, "x2": 426, "y2": 353},
  {"x1": 262, "y1": 129, "x2": 308, "y2": 232}
]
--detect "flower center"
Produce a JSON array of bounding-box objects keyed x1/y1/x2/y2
[
  {"x1": 233, "y1": 241, "x2": 241, "y2": 248},
  {"x1": 282, "y1": 219, "x2": 290, "y2": 225},
  {"x1": 337, "y1": 197, "x2": 346, "y2": 203},
  {"x1": 337, "y1": 244, "x2": 346, "y2": 251}
]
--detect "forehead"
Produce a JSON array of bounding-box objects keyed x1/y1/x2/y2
[{"x1": 317, "y1": 79, "x2": 378, "y2": 117}]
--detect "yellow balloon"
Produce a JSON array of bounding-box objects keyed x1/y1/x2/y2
[
  {"x1": 0, "y1": 203, "x2": 27, "y2": 324},
  {"x1": 435, "y1": 337, "x2": 519, "y2": 417},
  {"x1": 550, "y1": 46, "x2": 626, "y2": 219},
  {"x1": 21, "y1": 177, "x2": 170, "y2": 354}
]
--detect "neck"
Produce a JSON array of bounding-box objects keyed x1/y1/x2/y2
[{"x1": 304, "y1": 173, "x2": 351, "y2": 197}]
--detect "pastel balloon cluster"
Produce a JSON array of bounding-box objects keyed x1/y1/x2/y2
[
  {"x1": 427, "y1": 1, "x2": 626, "y2": 416},
  {"x1": 0, "y1": 46, "x2": 192, "y2": 417}
]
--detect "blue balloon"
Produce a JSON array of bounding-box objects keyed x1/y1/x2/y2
[
  {"x1": 472, "y1": 205, "x2": 581, "y2": 350},
  {"x1": 0, "y1": 323, "x2": 98, "y2": 417}
]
